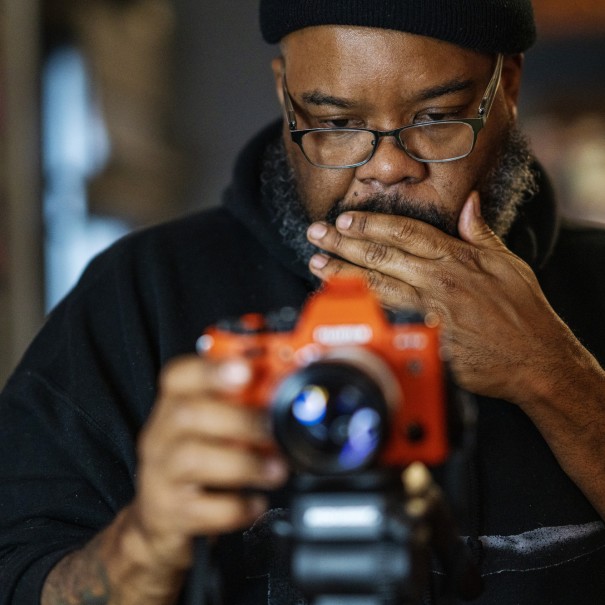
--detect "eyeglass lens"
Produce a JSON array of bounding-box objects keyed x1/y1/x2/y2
[{"x1": 300, "y1": 122, "x2": 476, "y2": 168}]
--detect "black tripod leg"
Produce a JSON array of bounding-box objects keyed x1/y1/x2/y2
[{"x1": 184, "y1": 537, "x2": 222, "y2": 605}]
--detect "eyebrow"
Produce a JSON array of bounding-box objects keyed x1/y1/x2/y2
[
  {"x1": 417, "y1": 78, "x2": 474, "y2": 101},
  {"x1": 301, "y1": 91, "x2": 356, "y2": 109},
  {"x1": 298, "y1": 77, "x2": 475, "y2": 109}
]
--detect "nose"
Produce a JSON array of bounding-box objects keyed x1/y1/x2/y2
[{"x1": 354, "y1": 135, "x2": 427, "y2": 187}]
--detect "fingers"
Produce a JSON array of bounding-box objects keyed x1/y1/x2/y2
[
  {"x1": 308, "y1": 222, "x2": 429, "y2": 289},
  {"x1": 306, "y1": 209, "x2": 464, "y2": 289},
  {"x1": 177, "y1": 490, "x2": 268, "y2": 535},
  {"x1": 139, "y1": 437, "x2": 282, "y2": 536},
  {"x1": 307, "y1": 193, "x2": 509, "y2": 283},
  {"x1": 309, "y1": 250, "x2": 421, "y2": 310},
  {"x1": 309, "y1": 212, "x2": 451, "y2": 261},
  {"x1": 152, "y1": 391, "x2": 272, "y2": 450},
  {"x1": 306, "y1": 200, "x2": 512, "y2": 303},
  {"x1": 152, "y1": 355, "x2": 274, "y2": 445},
  {"x1": 145, "y1": 356, "x2": 285, "y2": 468},
  {"x1": 151, "y1": 439, "x2": 286, "y2": 490},
  {"x1": 159, "y1": 355, "x2": 252, "y2": 398},
  {"x1": 132, "y1": 355, "x2": 289, "y2": 563}
]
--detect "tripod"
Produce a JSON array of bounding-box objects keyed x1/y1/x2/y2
[{"x1": 185, "y1": 464, "x2": 482, "y2": 605}]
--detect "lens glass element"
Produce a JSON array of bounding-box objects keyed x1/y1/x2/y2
[{"x1": 292, "y1": 386, "x2": 328, "y2": 426}]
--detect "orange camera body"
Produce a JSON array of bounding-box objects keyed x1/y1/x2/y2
[{"x1": 199, "y1": 277, "x2": 451, "y2": 468}]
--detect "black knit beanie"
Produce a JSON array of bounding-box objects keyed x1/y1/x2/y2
[{"x1": 259, "y1": 0, "x2": 537, "y2": 54}]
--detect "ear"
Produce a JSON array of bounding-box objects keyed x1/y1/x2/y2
[
  {"x1": 500, "y1": 54, "x2": 524, "y2": 121},
  {"x1": 271, "y1": 56, "x2": 286, "y2": 109}
]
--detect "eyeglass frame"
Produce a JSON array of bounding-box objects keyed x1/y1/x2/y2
[{"x1": 281, "y1": 53, "x2": 504, "y2": 169}]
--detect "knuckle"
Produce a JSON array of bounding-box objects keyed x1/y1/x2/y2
[
  {"x1": 158, "y1": 355, "x2": 200, "y2": 394},
  {"x1": 247, "y1": 409, "x2": 273, "y2": 442},
  {"x1": 203, "y1": 496, "x2": 264, "y2": 532},
  {"x1": 168, "y1": 398, "x2": 196, "y2": 429},
  {"x1": 325, "y1": 261, "x2": 345, "y2": 277},
  {"x1": 210, "y1": 500, "x2": 246, "y2": 528},
  {"x1": 331, "y1": 230, "x2": 346, "y2": 251},
  {"x1": 364, "y1": 242, "x2": 390, "y2": 268},
  {"x1": 366, "y1": 269, "x2": 385, "y2": 291},
  {"x1": 436, "y1": 270, "x2": 458, "y2": 293},
  {"x1": 392, "y1": 220, "x2": 415, "y2": 242},
  {"x1": 170, "y1": 444, "x2": 206, "y2": 478},
  {"x1": 171, "y1": 397, "x2": 212, "y2": 431},
  {"x1": 356, "y1": 213, "x2": 370, "y2": 234},
  {"x1": 455, "y1": 245, "x2": 481, "y2": 265}
]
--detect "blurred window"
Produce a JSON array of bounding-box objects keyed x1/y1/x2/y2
[{"x1": 42, "y1": 45, "x2": 130, "y2": 311}]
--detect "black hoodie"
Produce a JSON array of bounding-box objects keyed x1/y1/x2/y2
[{"x1": 1, "y1": 121, "x2": 605, "y2": 604}]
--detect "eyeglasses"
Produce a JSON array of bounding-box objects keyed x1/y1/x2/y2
[{"x1": 282, "y1": 54, "x2": 503, "y2": 169}]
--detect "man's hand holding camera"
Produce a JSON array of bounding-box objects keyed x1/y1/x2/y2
[{"x1": 134, "y1": 356, "x2": 288, "y2": 563}]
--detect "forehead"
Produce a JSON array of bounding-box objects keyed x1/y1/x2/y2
[{"x1": 281, "y1": 25, "x2": 490, "y2": 93}]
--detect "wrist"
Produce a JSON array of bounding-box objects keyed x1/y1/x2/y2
[
  {"x1": 507, "y1": 314, "x2": 581, "y2": 410},
  {"x1": 42, "y1": 506, "x2": 187, "y2": 605},
  {"x1": 102, "y1": 506, "x2": 188, "y2": 603},
  {"x1": 513, "y1": 327, "x2": 605, "y2": 423}
]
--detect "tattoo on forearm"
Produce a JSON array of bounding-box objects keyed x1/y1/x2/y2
[{"x1": 42, "y1": 534, "x2": 116, "y2": 605}]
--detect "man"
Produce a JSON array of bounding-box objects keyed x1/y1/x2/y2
[{"x1": 1, "y1": 1, "x2": 605, "y2": 604}]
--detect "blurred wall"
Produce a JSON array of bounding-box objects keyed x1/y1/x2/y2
[
  {"x1": 0, "y1": 0, "x2": 280, "y2": 385},
  {"x1": 521, "y1": 2, "x2": 605, "y2": 227},
  {"x1": 171, "y1": 0, "x2": 279, "y2": 212},
  {"x1": 0, "y1": 0, "x2": 45, "y2": 387}
]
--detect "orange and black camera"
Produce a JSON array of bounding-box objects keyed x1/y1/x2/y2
[{"x1": 198, "y1": 277, "x2": 460, "y2": 475}]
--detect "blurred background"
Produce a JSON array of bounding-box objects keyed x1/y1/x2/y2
[{"x1": 0, "y1": 0, "x2": 604, "y2": 385}]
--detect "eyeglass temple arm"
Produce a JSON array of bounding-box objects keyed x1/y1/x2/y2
[
  {"x1": 478, "y1": 53, "x2": 504, "y2": 123},
  {"x1": 281, "y1": 70, "x2": 298, "y2": 130}
]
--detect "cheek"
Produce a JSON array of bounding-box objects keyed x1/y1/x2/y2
[
  {"x1": 285, "y1": 137, "x2": 355, "y2": 221},
  {"x1": 429, "y1": 163, "x2": 477, "y2": 215}
]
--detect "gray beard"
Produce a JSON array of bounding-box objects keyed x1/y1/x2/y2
[{"x1": 260, "y1": 125, "x2": 538, "y2": 268}]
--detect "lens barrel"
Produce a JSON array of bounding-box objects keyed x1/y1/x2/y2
[{"x1": 271, "y1": 361, "x2": 390, "y2": 474}]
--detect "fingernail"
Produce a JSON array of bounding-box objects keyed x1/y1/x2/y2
[
  {"x1": 307, "y1": 222, "x2": 328, "y2": 240},
  {"x1": 310, "y1": 254, "x2": 329, "y2": 269},
  {"x1": 264, "y1": 457, "x2": 288, "y2": 482},
  {"x1": 218, "y1": 360, "x2": 251, "y2": 387},
  {"x1": 336, "y1": 213, "x2": 353, "y2": 230}
]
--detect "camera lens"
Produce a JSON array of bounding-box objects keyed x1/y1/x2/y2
[{"x1": 271, "y1": 361, "x2": 389, "y2": 474}]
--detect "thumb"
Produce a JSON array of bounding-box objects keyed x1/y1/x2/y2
[{"x1": 458, "y1": 191, "x2": 504, "y2": 249}]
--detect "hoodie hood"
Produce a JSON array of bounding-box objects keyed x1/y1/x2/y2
[{"x1": 222, "y1": 120, "x2": 314, "y2": 283}]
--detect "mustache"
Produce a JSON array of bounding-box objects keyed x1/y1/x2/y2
[{"x1": 325, "y1": 192, "x2": 459, "y2": 237}]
